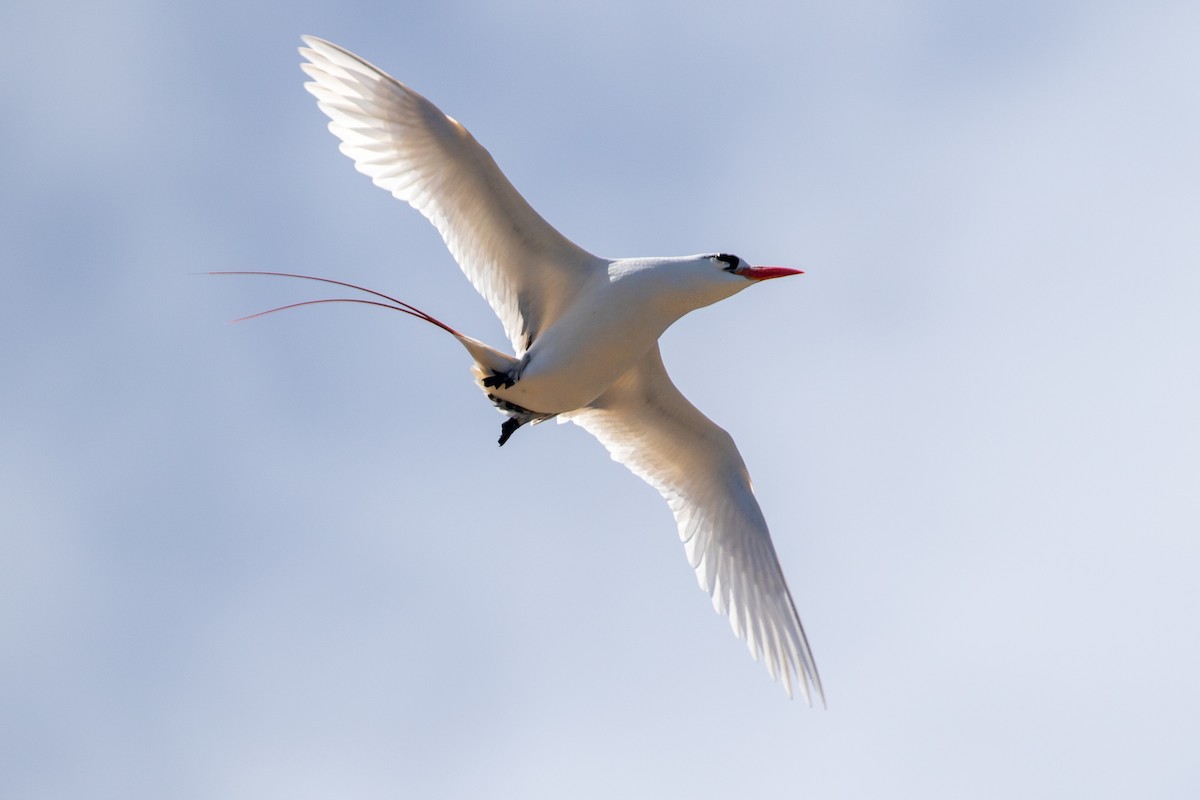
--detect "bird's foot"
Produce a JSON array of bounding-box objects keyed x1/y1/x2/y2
[
  {"x1": 497, "y1": 417, "x2": 523, "y2": 447},
  {"x1": 486, "y1": 394, "x2": 553, "y2": 447},
  {"x1": 481, "y1": 368, "x2": 516, "y2": 389}
]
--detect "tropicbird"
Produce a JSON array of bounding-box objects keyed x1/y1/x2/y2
[{"x1": 270, "y1": 36, "x2": 823, "y2": 702}]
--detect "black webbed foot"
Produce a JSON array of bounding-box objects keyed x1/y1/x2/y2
[
  {"x1": 498, "y1": 417, "x2": 522, "y2": 447},
  {"x1": 482, "y1": 369, "x2": 516, "y2": 389}
]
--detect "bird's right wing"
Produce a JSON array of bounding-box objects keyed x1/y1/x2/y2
[
  {"x1": 299, "y1": 36, "x2": 604, "y2": 354},
  {"x1": 564, "y1": 346, "x2": 823, "y2": 703}
]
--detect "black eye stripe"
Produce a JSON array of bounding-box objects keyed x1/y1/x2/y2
[{"x1": 714, "y1": 253, "x2": 740, "y2": 270}]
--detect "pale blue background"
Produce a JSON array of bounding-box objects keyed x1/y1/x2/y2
[{"x1": 3, "y1": 1, "x2": 1199, "y2": 797}]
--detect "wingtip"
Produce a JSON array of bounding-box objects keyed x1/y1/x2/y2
[
  {"x1": 779, "y1": 660, "x2": 825, "y2": 707},
  {"x1": 784, "y1": 676, "x2": 825, "y2": 707},
  {"x1": 298, "y1": 35, "x2": 340, "y2": 61}
]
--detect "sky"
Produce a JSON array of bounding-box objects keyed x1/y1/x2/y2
[{"x1": 3, "y1": 1, "x2": 1199, "y2": 797}]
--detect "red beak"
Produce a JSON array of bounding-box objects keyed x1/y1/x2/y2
[{"x1": 737, "y1": 265, "x2": 804, "y2": 281}]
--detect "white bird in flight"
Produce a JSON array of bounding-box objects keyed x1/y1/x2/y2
[{"x1": 244, "y1": 36, "x2": 823, "y2": 702}]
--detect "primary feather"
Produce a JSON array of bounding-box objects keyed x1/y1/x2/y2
[{"x1": 300, "y1": 36, "x2": 603, "y2": 354}]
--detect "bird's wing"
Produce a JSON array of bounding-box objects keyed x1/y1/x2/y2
[
  {"x1": 564, "y1": 346, "x2": 823, "y2": 702},
  {"x1": 299, "y1": 36, "x2": 603, "y2": 354}
]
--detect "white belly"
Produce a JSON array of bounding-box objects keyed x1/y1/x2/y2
[{"x1": 487, "y1": 283, "x2": 669, "y2": 414}]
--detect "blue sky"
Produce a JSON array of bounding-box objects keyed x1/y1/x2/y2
[{"x1": 3, "y1": 1, "x2": 1199, "y2": 797}]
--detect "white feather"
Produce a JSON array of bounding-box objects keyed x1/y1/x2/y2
[
  {"x1": 565, "y1": 347, "x2": 823, "y2": 704},
  {"x1": 300, "y1": 35, "x2": 602, "y2": 355}
]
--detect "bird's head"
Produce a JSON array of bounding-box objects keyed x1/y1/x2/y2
[
  {"x1": 668, "y1": 252, "x2": 803, "y2": 310},
  {"x1": 710, "y1": 253, "x2": 803, "y2": 283}
]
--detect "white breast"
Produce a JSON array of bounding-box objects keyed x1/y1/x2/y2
[{"x1": 491, "y1": 265, "x2": 676, "y2": 413}]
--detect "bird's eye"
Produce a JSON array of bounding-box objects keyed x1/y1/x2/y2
[{"x1": 714, "y1": 253, "x2": 740, "y2": 271}]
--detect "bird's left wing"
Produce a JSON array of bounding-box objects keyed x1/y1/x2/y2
[
  {"x1": 299, "y1": 36, "x2": 604, "y2": 354},
  {"x1": 564, "y1": 346, "x2": 823, "y2": 702}
]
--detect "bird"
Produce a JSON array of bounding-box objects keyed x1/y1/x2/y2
[{"x1": 270, "y1": 35, "x2": 823, "y2": 702}]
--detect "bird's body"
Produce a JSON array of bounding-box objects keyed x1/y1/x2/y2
[
  {"x1": 294, "y1": 36, "x2": 824, "y2": 703},
  {"x1": 486, "y1": 256, "x2": 750, "y2": 416}
]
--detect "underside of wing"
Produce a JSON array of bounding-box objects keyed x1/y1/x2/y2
[
  {"x1": 299, "y1": 36, "x2": 603, "y2": 354},
  {"x1": 565, "y1": 346, "x2": 823, "y2": 703}
]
